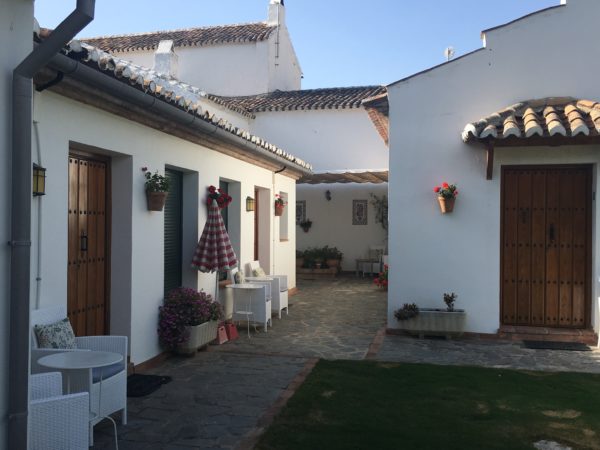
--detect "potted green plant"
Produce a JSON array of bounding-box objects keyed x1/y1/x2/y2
[
  {"x1": 299, "y1": 218, "x2": 312, "y2": 232},
  {"x1": 393, "y1": 292, "x2": 466, "y2": 339},
  {"x1": 323, "y1": 246, "x2": 343, "y2": 271},
  {"x1": 433, "y1": 182, "x2": 458, "y2": 214},
  {"x1": 296, "y1": 250, "x2": 305, "y2": 268},
  {"x1": 143, "y1": 166, "x2": 170, "y2": 211},
  {"x1": 158, "y1": 287, "x2": 222, "y2": 354}
]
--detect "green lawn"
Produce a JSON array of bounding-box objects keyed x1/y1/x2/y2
[{"x1": 256, "y1": 360, "x2": 600, "y2": 450}]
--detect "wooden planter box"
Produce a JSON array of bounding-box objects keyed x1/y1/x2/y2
[
  {"x1": 176, "y1": 321, "x2": 218, "y2": 354},
  {"x1": 397, "y1": 309, "x2": 466, "y2": 339}
]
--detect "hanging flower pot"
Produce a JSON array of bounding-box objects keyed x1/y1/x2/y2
[
  {"x1": 433, "y1": 182, "x2": 458, "y2": 214},
  {"x1": 274, "y1": 193, "x2": 287, "y2": 216},
  {"x1": 146, "y1": 191, "x2": 168, "y2": 211},
  {"x1": 437, "y1": 196, "x2": 455, "y2": 214},
  {"x1": 299, "y1": 219, "x2": 312, "y2": 232},
  {"x1": 142, "y1": 166, "x2": 170, "y2": 212}
]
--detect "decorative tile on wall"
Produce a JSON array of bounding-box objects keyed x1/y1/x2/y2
[
  {"x1": 352, "y1": 200, "x2": 368, "y2": 225},
  {"x1": 296, "y1": 200, "x2": 306, "y2": 225}
]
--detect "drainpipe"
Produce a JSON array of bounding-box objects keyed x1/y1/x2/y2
[{"x1": 9, "y1": 2, "x2": 95, "y2": 449}]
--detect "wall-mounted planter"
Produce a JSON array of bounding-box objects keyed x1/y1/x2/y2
[
  {"x1": 176, "y1": 321, "x2": 218, "y2": 354},
  {"x1": 397, "y1": 308, "x2": 466, "y2": 339},
  {"x1": 146, "y1": 191, "x2": 168, "y2": 211},
  {"x1": 275, "y1": 204, "x2": 285, "y2": 216},
  {"x1": 437, "y1": 196, "x2": 455, "y2": 214}
]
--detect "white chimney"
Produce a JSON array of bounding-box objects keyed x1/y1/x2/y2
[
  {"x1": 267, "y1": 0, "x2": 285, "y2": 26},
  {"x1": 153, "y1": 40, "x2": 179, "y2": 78}
]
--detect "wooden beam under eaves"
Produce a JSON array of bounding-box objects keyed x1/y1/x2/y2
[{"x1": 486, "y1": 141, "x2": 495, "y2": 180}]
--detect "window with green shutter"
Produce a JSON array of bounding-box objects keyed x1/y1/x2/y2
[{"x1": 164, "y1": 169, "x2": 183, "y2": 296}]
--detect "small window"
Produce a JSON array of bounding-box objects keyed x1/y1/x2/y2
[{"x1": 279, "y1": 191, "x2": 289, "y2": 241}]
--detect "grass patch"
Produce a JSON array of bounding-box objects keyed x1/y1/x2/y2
[{"x1": 256, "y1": 360, "x2": 600, "y2": 450}]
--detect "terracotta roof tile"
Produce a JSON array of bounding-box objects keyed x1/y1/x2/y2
[
  {"x1": 462, "y1": 98, "x2": 600, "y2": 143},
  {"x1": 60, "y1": 40, "x2": 312, "y2": 171},
  {"x1": 82, "y1": 23, "x2": 277, "y2": 53},
  {"x1": 207, "y1": 86, "x2": 387, "y2": 113}
]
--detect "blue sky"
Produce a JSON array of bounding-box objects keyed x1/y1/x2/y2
[{"x1": 35, "y1": 0, "x2": 558, "y2": 89}]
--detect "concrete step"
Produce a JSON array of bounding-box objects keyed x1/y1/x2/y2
[{"x1": 498, "y1": 325, "x2": 598, "y2": 345}]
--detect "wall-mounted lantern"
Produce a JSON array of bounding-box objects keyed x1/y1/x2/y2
[
  {"x1": 33, "y1": 164, "x2": 46, "y2": 197},
  {"x1": 325, "y1": 190, "x2": 332, "y2": 201},
  {"x1": 246, "y1": 196, "x2": 255, "y2": 211}
]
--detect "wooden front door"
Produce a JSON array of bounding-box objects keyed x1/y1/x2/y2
[
  {"x1": 501, "y1": 166, "x2": 591, "y2": 328},
  {"x1": 68, "y1": 154, "x2": 110, "y2": 336}
]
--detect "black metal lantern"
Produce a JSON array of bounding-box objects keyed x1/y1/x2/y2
[
  {"x1": 33, "y1": 164, "x2": 46, "y2": 196},
  {"x1": 246, "y1": 196, "x2": 255, "y2": 211}
]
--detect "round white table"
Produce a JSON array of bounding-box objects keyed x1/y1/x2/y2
[{"x1": 38, "y1": 351, "x2": 123, "y2": 374}]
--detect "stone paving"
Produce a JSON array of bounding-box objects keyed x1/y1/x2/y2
[
  {"x1": 375, "y1": 335, "x2": 600, "y2": 373},
  {"x1": 92, "y1": 275, "x2": 600, "y2": 449}
]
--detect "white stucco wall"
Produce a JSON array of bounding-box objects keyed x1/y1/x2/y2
[
  {"x1": 1, "y1": 0, "x2": 33, "y2": 446},
  {"x1": 32, "y1": 90, "x2": 297, "y2": 364},
  {"x1": 387, "y1": 0, "x2": 600, "y2": 335},
  {"x1": 297, "y1": 183, "x2": 388, "y2": 272},
  {"x1": 251, "y1": 109, "x2": 388, "y2": 171},
  {"x1": 267, "y1": 25, "x2": 302, "y2": 93}
]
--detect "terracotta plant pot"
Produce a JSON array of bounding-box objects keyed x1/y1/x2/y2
[
  {"x1": 437, "y1": 196, "x2": 455, "y2": 214},
  {"x1": 147, "y1": 191, "x2": 168, "y2": 211},
  {"x1": 274, "y1": 204, "x2": 285, "y2": 216}
]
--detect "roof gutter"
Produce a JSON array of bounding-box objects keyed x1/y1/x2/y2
[
  {"x1": 45, "y1": 53, "x2": 312, "y2": 177},
  {"x1": 9, "y1": 1, "x2": 95, "y2": 448}
]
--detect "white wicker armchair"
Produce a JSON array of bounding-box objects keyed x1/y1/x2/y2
[
  {"x1": 30, "y1": 372, "x2": 89, "y2": 450},
  {"x1": 30, "y1": 305, "x2": 128, "y2": 444},
  {"x1": 245, "y1": 261, "x2": 289, "y2": 318}
]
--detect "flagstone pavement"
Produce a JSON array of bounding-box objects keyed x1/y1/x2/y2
[{"x1": 93, "y1": 275, "x2": 600, "y2": 449}]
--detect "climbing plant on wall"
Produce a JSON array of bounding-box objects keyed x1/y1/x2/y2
[{"x1": 370, "y1": 193, "x2": 388, "y2": 231}]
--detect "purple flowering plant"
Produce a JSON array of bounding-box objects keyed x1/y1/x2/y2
[{"x1": 157, "y1": 287, "x2": 222, "y2": 349}]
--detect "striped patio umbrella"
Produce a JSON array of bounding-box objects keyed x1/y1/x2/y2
[{"x1": 191, "y1": 200, "x2": 238, "y2": 299}]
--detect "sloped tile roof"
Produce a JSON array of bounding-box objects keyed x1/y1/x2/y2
[
  {"x1": 82, "y1": 23, "x2": 277, "y2": 53},
  {"x1": 60, "y1": 40, "x2": 312, "y2": 171},
  {"x1": 362, "y1": 93, "x2": 389, "y2": 146},
  {"x1": 298, "y1": 170, "x2": 388, "y2": 184},
  {"x1": 462, "y1": 98, "x2": 600, "y2": 143},
  {"x1": 207, "y1": 86, "x2": 387, "y2": 113}
]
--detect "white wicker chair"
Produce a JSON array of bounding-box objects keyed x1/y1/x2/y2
[
  {"x1": 245, "y1": 261, "x2": 289, "y2": 318},
  {"x1": 30, "y1": 305, "x2": 127, "y2": 445},
  {"x1": 30, "y1": 372, "x2": 89, "y2": 450}
]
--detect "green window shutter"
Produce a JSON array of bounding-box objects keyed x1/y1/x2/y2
[{"x1": 164, "y1": 169, "x2": 183, "y2": 296}]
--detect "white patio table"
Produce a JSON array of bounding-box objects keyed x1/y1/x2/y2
[{"x1": 38, "y1": 350, "x2": 123, "y2": 447}]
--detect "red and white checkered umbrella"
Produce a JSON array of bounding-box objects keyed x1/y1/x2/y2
[{"x1": 191, "y1": 200, "x2": 238, "y2": 273}]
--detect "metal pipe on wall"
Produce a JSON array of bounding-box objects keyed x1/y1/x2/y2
[{"x1": 9, "y1": 2, "x2": 95, "y2": 448}]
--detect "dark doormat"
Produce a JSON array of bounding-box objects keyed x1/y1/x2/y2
[
  {"x1": 127, "y1": 374, "x2": 172, "y2": 397},
  {"x1": 522, "y1": 340, "x2": 591, "y2": 351}
]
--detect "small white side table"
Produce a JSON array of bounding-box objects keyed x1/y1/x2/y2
[{"x1": 227, "y1": 283, "x2": 266, "y2": 337}]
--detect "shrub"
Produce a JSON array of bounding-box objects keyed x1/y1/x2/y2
[{"x1": 157, "y1": 287, "x2": 222, "y2": 349}]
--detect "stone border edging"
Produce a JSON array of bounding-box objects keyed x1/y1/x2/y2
[{"x1": 234, "y1": 357, "x2": 319, "y2": 450}]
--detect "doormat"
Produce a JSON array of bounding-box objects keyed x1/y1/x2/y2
[
  {"x1": 127, "y1": 374, "x2": 172, "y2": 397},
  {"x1": 522, "y1": 341, "x2": 591, "y2": 351}
]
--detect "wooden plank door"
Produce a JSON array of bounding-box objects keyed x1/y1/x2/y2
[
  {"x1": 501, "y1": 166, "x2": 591, "y2": 328},
  {"x1": 68, "y1": 154, "x2": 110, "y2": 336}
]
